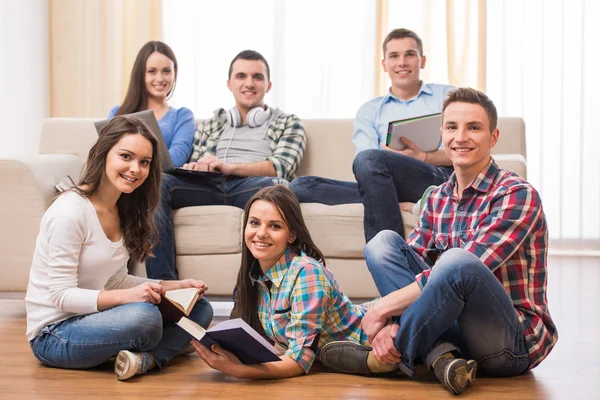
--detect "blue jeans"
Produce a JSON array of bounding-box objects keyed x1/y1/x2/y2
[
  {"x1": 365, "y1": 231, "x2": 530, "y2": 377},
  {"x1": 353, "y1": 149, "x2": 453, "y2": 242},
  {"x1": 147, "y1": 173, "x2": 287, "y2": 280},
  {"x1": 30, "y1": 299, "x2": 213, "y2": 370},
  {"x1": 290, "y1": 177, "x2": 361, "y2": 205}
]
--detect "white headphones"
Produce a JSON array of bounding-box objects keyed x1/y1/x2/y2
[{"x1": 226, "y1": 106, "x2": 272, "y2": 128}]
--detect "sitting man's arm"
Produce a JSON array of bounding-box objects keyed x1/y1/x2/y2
[
  {"x1": 380, "y1": 136, "x2": 452, "y2": 167},
  {"x1": 264, "y1": 114, "x2": 306, "y2": 181},
  {"x1": 353, "y1": 102, "x2": 381, "y2": 153}
]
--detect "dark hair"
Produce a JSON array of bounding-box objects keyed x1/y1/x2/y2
[
  {"x1": 73, "y1": 115, "x2": 162, "y2": 262},
  {"x1": 116, "y1": 41, "x2": 178, "y2": 116},
  {"x1": 228, "y1": 50, "x2": 271, "y2": 81},
  {"x1": 382, "y1": 28, "x2": 424, "y2": 57},
  {"x1": 442, "y1": 87, "x2": 498, "y2": 132},
  {"x1": 233, "y1": 185, "x2": 325, "y2": 334}
]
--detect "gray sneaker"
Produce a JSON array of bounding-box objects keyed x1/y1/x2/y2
[
  {"x1": 432, "y1": 357, "x2": 477, "y2": 395},
  {"x1": 320, "y1": 341, "x2": 400, "y2": 377}
]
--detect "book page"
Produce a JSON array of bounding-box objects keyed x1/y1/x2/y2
[
  {"x1": 177, "y1": 316, "x2": 207, "y2": 340},
  {"x1": 209, "y1": 318, "x2": 279, "y2": 355},
  {"x1": 165, "y1": 288, "x2": 199, "y2": 314}
]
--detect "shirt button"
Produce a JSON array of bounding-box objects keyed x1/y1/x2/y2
[{"x1": 459, "y1": 206, "x2": 465, "y2": 211}]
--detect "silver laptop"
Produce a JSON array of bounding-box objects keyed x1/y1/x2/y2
[{"x1": 94, "y1": 110, "x2": 174, "y2": 172}]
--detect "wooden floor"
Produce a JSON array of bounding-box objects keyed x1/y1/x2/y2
[{"x1": 2, "y1": 256, "x2": 599, "y2": 399}]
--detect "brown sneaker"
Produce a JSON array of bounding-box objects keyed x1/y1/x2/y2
[
  {"x1": 432, "y1": 357, "x2": 477, "y2": 395},
  {"x1": 320, "y1": 341, "x2": 400, "y2": 377}
]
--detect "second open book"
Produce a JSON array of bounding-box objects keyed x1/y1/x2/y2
[{"x1": 177, "y1": 317, "x2": 281, "y2": 365}]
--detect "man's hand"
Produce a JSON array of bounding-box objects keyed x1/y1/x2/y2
[
  {"x1": 183, "y1": 155, "x2": 236, "y2": 175},
  {"x1": 381, "y1": 137, "x2": 427, "y2": 162},
  {"x1": 371, "y1": 323, "x2": 401, "y2": 365},
  {"x1": 361, "y1": 304, "x2": 388, "y2": 343}
]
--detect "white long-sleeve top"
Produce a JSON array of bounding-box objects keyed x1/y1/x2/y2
[{"x1": 25, "y1": 191, "x2": 159, "y2": 340}]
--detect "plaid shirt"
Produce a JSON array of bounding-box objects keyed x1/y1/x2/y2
[
  {"x1": 408, "y1": 159, "x2": 558, "y2": 369},
  {"x1": 189, "y1": 109, "x2": 306, "y2": 181},
  {"x1": 250, "y1": 249, "x2": 373, "y2": 373}
]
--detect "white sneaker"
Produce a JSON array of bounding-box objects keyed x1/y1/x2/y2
[{"x1": 114, "y1": 350, "x2": 153, "y2": 381}]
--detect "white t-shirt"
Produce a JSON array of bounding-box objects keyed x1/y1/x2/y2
[{"x1": 25, "y1": 191, "x2": 158, "y2": 340}]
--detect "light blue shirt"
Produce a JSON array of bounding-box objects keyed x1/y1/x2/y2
[
  {"x1": 352, "y1": 83, "x2": 455, "y2": 154},
  {"x1": 108, "y1": 106, "x2": 196, "y2": 167}
]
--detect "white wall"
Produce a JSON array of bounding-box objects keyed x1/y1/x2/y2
[{"x1": 0, "y1": 0, "x2": 50, "y2": 157}]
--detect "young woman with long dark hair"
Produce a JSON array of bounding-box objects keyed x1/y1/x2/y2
[
  {"x1": 108, "y1": 41, "x2": 195, "y2": 167},
  {"x1": 25, "y1": 116, "x2": 213, "y2": 381}
]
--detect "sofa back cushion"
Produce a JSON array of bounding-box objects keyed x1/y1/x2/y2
[{"x1": 39, "y1": 116, "x2": 526, "y2": 179}]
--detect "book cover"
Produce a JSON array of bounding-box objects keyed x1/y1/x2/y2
[
  {"x1": 385, "y1": 112, "x2": 442, "y2": 152},
  {"x1": 157, "y1": 288, "x2": 200, "y2": 323},
  {"x1": 177, "y1": 317, "x2": 281, "y2": 365}
]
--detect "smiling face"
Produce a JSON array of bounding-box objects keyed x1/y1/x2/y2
[
  {"x1": 101, "y1": 133, "x2": 153, "y2": 195},
  {"x1": 144, "y1": 51, "x2": 175, "y2": 100},
  {"x1": 227, "y1": 59, "x2": 272, "y2": 113},
  {"x1": 244, "y1": 199, "x2": 296, "y2": 272},
  {"x1": 442, "y1": 102, "x2": 499, "y2": 179},
  {"x1": 382, "y1": 37, "x2": 426, "y2": 94}
]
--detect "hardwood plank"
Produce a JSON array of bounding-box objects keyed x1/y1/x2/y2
[{"x1": 1, "y1": 256, "x2": 599, "y2": 399}]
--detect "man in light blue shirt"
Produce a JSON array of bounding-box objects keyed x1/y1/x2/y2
[{"x1": 291, "y1": 29, "x2": 454, "y2": 242}]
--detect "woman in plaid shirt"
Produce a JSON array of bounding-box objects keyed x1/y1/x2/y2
[{"x1": 192, "y1": 185, "x2": 394, "y2": 379}]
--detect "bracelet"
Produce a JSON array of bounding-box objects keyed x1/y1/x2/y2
[{"x1": 423, "y1": 152, "x2": 429, "y2": 163}]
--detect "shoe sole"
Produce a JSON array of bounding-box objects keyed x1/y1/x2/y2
[
  {"x1": 115, "y1": 350, "x2": 137, "y2": 381},
  {"x1": 444, "y1": 359, "x2": 477, "y2": 395}
]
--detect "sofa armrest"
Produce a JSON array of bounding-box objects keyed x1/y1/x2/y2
[{"x1": 0, "y1": 154, "x2": 83, "y2": 291}]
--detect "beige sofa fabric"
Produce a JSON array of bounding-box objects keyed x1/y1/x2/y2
[{"x1": 0, "y1": 117, "x2": 527, "y2": 298}]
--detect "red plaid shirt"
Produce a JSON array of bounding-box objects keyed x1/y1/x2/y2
[{"x1": 408, "y1": 159, "x2": 557, "y2": 369}]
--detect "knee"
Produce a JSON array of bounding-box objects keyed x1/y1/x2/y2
[
  {"x1": 431, "y1": 248, "x2": 486, "y2": 278},
  {"x1": 353, "y1": 149, "x2": 382, "y2": 179},
  {"x1": 123, "y1": 303, "x2": 163, "y2": 348},
  {"x1": 190, "y1": 297, "x2": 214, "y2": 329},
  {"x1": 365, "y1": 230, "x2": 404, "y2": 265},
  {"x1": 289, "y1": 176, "x2": 315, "y2": 200}
]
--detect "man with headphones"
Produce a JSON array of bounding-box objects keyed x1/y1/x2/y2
[{"x1": 146, "y1": 50, "x2": 306, "y2": 281}]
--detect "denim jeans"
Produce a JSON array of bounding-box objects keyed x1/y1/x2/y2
[
  {"x1": 353, "y1": 149, "x2": 453, "y2": 242},
  {"x1": 289, "y1": 176, "x2": 361, "y2": 205},
  {"x1": 30, "y1": 298, "x2": 213, "y2": 370},
  {"x1": 365, "y1": 231, "x2": 530, "y2": 377},
  {"x1": 147, "y1": 173, "x2": 287, "y2": 280}
]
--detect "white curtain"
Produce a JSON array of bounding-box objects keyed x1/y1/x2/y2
[
  {"x1": 164, "y1": 0, "x2": 600, "y2": 243},
  {"x1": 162, "y1": 0, "x2": 376, "y2": 119},
  {"x1": 487, "y1": 0, "x2": 600, "y2": 242}
]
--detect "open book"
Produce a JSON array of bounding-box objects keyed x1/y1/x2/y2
[
  {"x1": 386, "y1": 112, "x2": 442, "y2": 152},
  {"x1": 157, "y1": 288, "x2": 202, "y2": 323},
  {"x1": 177, "y1": 317, "x2": 281, "y2": 365}
]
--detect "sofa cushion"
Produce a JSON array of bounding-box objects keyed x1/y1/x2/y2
[
  {"x1": 174, "y1": 206, "x2": 243, "y2": 255},
  {"x1": 301, "y1": 203, "x2": 419, "y2": 258}
]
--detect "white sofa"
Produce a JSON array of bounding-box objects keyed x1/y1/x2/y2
[{"x1": 0, "y1": 118, "x2": 527, "y2": 298}]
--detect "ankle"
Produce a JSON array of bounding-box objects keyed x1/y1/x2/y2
[
  {"x1": 432, "y1": 351, "x2": 455, "y2": 369},
  {"x1": 366, "y1": 351, "x2": 396, "y2": 374}
]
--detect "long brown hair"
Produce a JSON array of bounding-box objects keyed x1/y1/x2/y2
[
  {"x1": 116, "y1": 41, "x2": 178, "y2": 115},
  {"x1": 234, "y1": 185, "x2": 325, "y2": 334},
  {"x1": 74, "y1": 115, "x2": 162, "y2": 262}
]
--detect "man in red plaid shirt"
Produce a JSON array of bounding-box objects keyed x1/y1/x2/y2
[{"x1": 319, "y1": 88, "x2": 558, "y2": 395}]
